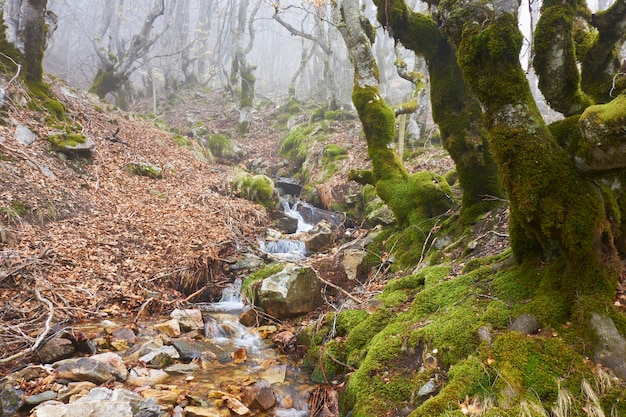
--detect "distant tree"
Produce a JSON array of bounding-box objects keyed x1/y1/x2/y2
[
  {"x1": 88, "y1": 0, "x2": 167, "y2": 104},
  {"x1": 230, "y1": 0, "x2": 260, "y2": 136}
]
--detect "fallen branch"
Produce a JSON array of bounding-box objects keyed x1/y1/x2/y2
[
  {"x1": 0, "y1": 287, "x2": 54, "y2": 364},
  {"x1": 316, "y1": 273, "x2": 362, "y2": 304}
]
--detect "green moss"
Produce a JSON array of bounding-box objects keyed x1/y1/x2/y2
[
  {"x1": 172, "y1": 135, "x2": 192, "y2": 147},
  {"x1": 344, "y1": 308, "x2": 394, "y2": 367},
  {"x1": 410, "y1": 357, "x2": 486, "y2": 417},
  {"x1": 47, "y1": 132, "x2": 86, "y2": 148},
  {"x1": 378, "y1": 265, "x2": 451, "y2": 307},
  {"x1": 1, "y1": 200, "x2": 29, "y2": 218},
  {"x1": 322, "y1": 144, "x2": 347, "y2": 164},
  {"x1": 206, "y1": 134, "x2": 234, "y2": 158},
  {"x1": 232, "y1": 172, "x2": 278, "y2": 210},
  {"x1": 125, "y1": 162, "x2": 163, "y2": 179},
  {"x1": 43, "y1": 99, "x2": 66, "y2": 121},
  {"x1": 481, "y1": 300, "x2": 511, "y2": 330},
  {"x1": 241, "y1": 263, "x2": 285, "y2": 303}
]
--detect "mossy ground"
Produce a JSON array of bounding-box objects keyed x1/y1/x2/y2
[{"x1": 301, "y1": 244, "x2": 626, "y2": 417}]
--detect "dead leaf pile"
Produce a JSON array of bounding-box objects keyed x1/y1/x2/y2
[{"x1": 0, "y1": 78, "x2": 268, "y2": 369}]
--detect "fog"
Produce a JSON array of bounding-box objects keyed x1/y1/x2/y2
[{"x1": 44, "y1": 0, "x2": 418, "y2": 109}]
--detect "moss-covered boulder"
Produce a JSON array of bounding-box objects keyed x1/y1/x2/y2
[
  {"x1": 47, "y1": 132, "x2": 95, "y2": 157},
  {"x1": 231, "y1": 172, "x2": 279, "y2": 210},
  {"x1": 125, "y1": 162, "x2": 163, "y2": 179},
  {"x1": 251, "y1": 265, "x2": 322, "y2": 319}
]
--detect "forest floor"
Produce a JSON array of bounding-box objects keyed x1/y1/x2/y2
[{"x1": 2, "y1": 77, "x2": 625, "y2": 382}]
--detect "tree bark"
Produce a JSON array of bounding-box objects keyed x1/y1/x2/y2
[{"x1": 373, "y1": 0, "x2": 505, "y2": 223}]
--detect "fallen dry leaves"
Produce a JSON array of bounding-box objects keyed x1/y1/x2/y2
[{"x1": 0, "y1": 78, "x2": 268, "y2": 370}]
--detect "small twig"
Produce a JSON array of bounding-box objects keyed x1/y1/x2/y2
[
  {"x1": 133, "y1": 297, "x2": 155, "y2": 324},
  {"x1": 316, "y1": 273, "x2": 362, "y2": 304}
]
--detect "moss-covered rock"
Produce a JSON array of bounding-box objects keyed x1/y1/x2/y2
[
  {"x1": 231, "y1": 172, "x2": 278, "y2": 210},
  {"x1": 125, "y1": 162, "x2": 163, "y2": 179}
]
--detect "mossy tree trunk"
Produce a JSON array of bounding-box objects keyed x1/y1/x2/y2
[
  {"x1": 373, "y1": 0, "x2": 505, "y2": 224},
  {"x1": 336, "y1": 0, "x2": 453, "y2": 229},
  {"x1": 88, "y1": 0, "x2": 166, "y2": 101},
  {"x1": 21, "y1": 0, "x2": 47, "y2": 83},
  {"x1": 366, "y1": 0, "x2": 626, "y2": 308},
  {"x1": 231, "y1": 0, "x2": 259, "y2": 136},
  {"x1": 3, "y1": 0, "x2": 49, "y2": 84}
]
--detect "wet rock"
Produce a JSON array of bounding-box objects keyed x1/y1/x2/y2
[
  {"x1": 231, "y1": 254, "x2": 264, "y2": 271},
  {"x1": 38, "y1": 336, "x2": 75, "y2": 364},
  {"x1": 56, "y1": 381, "x2": 97, "y2": 402},
  {"x1": 32, "y1": 400, "x2": 133, "y2": 417},
  {"x1": 198, "y1": 351, "x2": 218, "y2": 370},
  {"x1": 342, "y1": 249, "x2": 367, "y2": 281},
  {"x1": 165, "y1": 363, "x2": 200, "y2": 374},
  {"x1": 6, "y1": 366, "x2": 41, "y2": 382},
  {"x1": 590, "y1": 312, "x2": 626, "y2": 379},
  {"x1": 275, "y1": 178, "x2": 303, "y2": 196},
  {"x1": 509, "y1": 313, "x2": 540, "y2": 335},
  {"x1": 271, "y1": 212, "x2": 299, "y2": 234},
  {"x1": 0, "y1": 387, "x2": 24, "y2": 416},
  {"x1": 303, "y1": 220, "x2": 334, "y2": 253},
  {"x1": 171, "y1": 309, "x2": 204, "y2": 332},
  {"x1": 14, "y1": 124, "x2": 36, "y2": 146},
  {"x1": 53, "y1": 357, "x2": 121, "y2": 384},
  {"x1": 154, "y1": 318, "x2": 181, "y2": 337},
  {"x1": 112, "y1": 327, "x2": 138, "y2": 344},
  {"x1": 243, "y1": 381, "x2": 276, "y2": 411},
  {"x1": 255, "y1": 265, "x2": 322, "y2": 319},
  {"x1": 171, "y1": 339, "x2": 223, "y2": 361},
  {"x1": 91, "y1": 352, "x2": 128, "y2": 381},
  {"x1": 24, "y1": 390, "x2": 57, "y2": 406},
  {"x1": 126, "y1": 367, "x2": 168, "y2": 387},
  {"x1": 141, "y1": 388, "x2": 181, "y2": 406},
  {"x1": 239, "y1": 306, "x2": 268, "y2": 327},
  {"x1": 124, "y1": 339, "x2": 165, "y2": 362},
  {"x1": 140, "y1": 345, "x2": 180, "y2": 363},
  {"x1": 416, "y1": 379, "x2": 437, "y2": 398},
  {"x1": 183, "y1": 405, "x2": 222, "y2": 417}
]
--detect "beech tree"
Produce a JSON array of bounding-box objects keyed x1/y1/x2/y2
[
  {"x1": 335, "y1": 0, "x2": 626, "y2": 338},
  {"x1": 88, "y1": 0, "x2": 167, "y2": 103},
  {"x1": 3, "y1": 0, "x2": 51, "y2": 83}
]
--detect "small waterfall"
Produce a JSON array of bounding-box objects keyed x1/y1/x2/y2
[
  {"x1": 209, "y1": 278, "x2": 244, "y2": 311},
  {"x1": 260, "y1": 239, "x2": 307, "y2": 261},
  {"x1": 281, "y1": 198, "x2": 313, "y2": 233}
]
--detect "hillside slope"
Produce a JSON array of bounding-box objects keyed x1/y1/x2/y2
[{"x1": 0, "y1": 79, "x2": 269, "y2": 366}]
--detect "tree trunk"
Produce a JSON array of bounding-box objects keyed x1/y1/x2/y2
[
  {"x1": 336, "y1": 0, "x2": 453, "y2": 230},
  {"x1": 5, "y1": 0, "x2": 48, "y2": 83},
  {"x1": 373, "y1": 0, "x2": 505, "y2": 223}
]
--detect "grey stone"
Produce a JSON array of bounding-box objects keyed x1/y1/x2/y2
[
  {"x1": 14, "y1": 124, "x2": 36, "y2": 146},
  {"x1": 416, "y1": 379, "x2": 437, "y2": 397},
  {"x1": 139, "y1": 345, "x2": 180, "y2": 364},
  {"x1": 0, "y1": 387, "x2": 24, "y2": 417},
  {"x1": 91, "y1": 352, "x2": 128, "y2": 381},
  {"x1": 53, "y1": 357, "x2": 120, "y2": 384},
  {"x1": 477, "y1": 325, "x2": 492, "y2": 344},
  {"x1": 24, "y1": 390, "x2": 57, "y2": 405},
  {"x1": 170, "y1": 309, "x2": 204, "y2": 332},
  {"x1": 590, "y1": 312, "x2": 626, "y2": 379},
  {"x1": 165, "y1": 363, "x2": 200, "y2": 374},
  {"x1": 509, "y1": 313, "x2": 540, "y2": 335},
  {"x1": 255, "y1": 265, "x2": 322, "y2": 319},
  {"x1": 231, "y1": 254, "x2": 264, "y2": 271},
  {"x1": 342, "y1": 249, "x2": 367, "y2": 281},
  {"x1": 38, "y1": 336, "x2": 75, "y2": 364},
  {"x1": 171, "y1": 339, "x2": 222, "y2": 361},
  {"x1": 33, "y1": 400, "x2": 133, "y2": 417}
]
